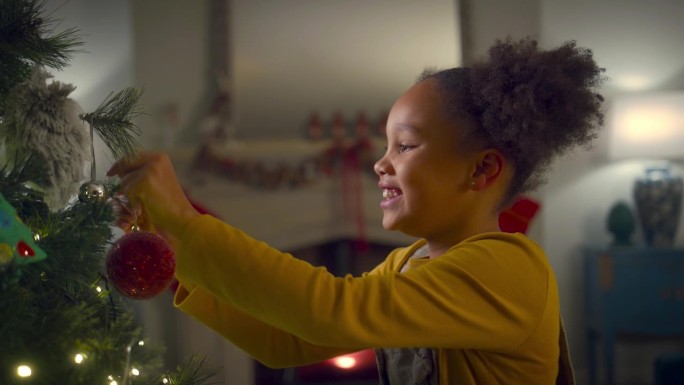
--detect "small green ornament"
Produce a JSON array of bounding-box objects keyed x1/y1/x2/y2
[
  {"x1": 607, "y1": 201, "x2": 636, "y2": 247},
  {"x1": 0, "y1": 193, "x2": 47, "y2": 267}
]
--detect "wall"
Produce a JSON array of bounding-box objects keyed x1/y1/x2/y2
[
  {"x1": 231, "y1": 1, "x2": 461, "y2": 139},
  {"x1": 132, "y1": 0, "x2": 461, "y2": 147}
]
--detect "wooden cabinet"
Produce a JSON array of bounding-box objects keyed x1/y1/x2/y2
[{"x1": 584, "y1": 248, "x2": 684, "y2": 385}]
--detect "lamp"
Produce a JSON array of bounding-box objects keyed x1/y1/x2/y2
[{"x1": 608, "y1": 92, "x2": 684, "y2": 247}]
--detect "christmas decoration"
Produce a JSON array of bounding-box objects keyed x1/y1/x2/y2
[
  {"x1": 78, "y1": 181, "x2": 109, "y2": 203},
  {"x1": 307, "y1": 111, "x2": 323, "y2": 140},
  {"x1": 106, "y1": 231, "x2": 176, "y2": 300},
  {"x1": 0, "y1": 1, "x2": 214, "y2": 383},
  {"x1": 0, "y1": 66, "x2": 91, "y2": 209},
  {"x1": 0, "y1": 192, "x2": 47, "y2": 267},
  {"x1": 499, "y1": 196, "x2": 541, "y2": 234}
]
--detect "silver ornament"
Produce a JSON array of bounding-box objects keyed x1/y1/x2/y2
[{"x1": 79, "y1": 182, "x2": 108, "y2": 203}]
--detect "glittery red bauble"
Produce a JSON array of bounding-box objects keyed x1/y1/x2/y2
[{"x1": 106, "y1": 231, "x2": 176, "y2": 299}]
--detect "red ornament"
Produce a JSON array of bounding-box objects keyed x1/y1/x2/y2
[
  {"x1": 17, "y1": 240, "x2": 35, "y2": 258},
  {"x1": 106, "y1": 231, "x2": 176, "y2": 299}
]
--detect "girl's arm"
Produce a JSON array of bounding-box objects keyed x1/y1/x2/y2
[
  {"x1": 174, "y1": 281, "x2": 358, "y2": 368},
  {"x1": 176, "y1": 215, "x2": 551, "y2": 352}
]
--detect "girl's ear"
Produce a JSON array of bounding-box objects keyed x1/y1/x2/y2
[{"x1": 470, "y1": 149, "x2": 505, "y2": 190}]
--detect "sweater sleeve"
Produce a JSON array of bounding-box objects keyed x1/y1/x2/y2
[
  {"x1": 173, "y1": 281, "x2": 355, "y2": 368},
  {"x1": 176, "y1": 215, "x2": 550, "y2": 352}
]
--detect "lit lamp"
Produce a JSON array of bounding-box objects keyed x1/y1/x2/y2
[{"x1": 608, "y1": 92, "x2": 684, "y2": 247}]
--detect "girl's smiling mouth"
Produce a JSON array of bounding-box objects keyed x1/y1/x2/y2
[{"x1": 382, "y1": 188, "x2": 402, "y2": 200}]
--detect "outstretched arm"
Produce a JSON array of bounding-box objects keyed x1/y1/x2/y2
[{"x1": 174, "y1": 281, "x2": 357, "y2": 368}]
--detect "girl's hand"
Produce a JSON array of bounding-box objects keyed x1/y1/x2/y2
[{"x1": 106, "y1": 152, "x2": 200, "y2": 240}]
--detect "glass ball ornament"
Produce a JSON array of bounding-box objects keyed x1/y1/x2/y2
[
  {"x1": 79, "y1": 182, "x2": 109, "y2": 203},
  {"x1": 106, "y1": 231, "x2": 175, "y2": 299}
]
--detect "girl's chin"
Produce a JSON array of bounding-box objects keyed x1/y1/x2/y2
[{"x1": 381, "y1": 216, "x2": 402, "y2": 232}]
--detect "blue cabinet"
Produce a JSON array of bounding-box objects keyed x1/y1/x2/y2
[{"x1": 584, "y1": 248, "x2": 684, "y2": 385}]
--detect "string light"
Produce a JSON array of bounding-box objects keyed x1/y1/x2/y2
[
  {"x1": 17, "y1": 365, "x2": 32, "y2": 377},
  {"x1": 332, "y1": 355, "x2": 357, "y2": 369},
  {"x1": 162, "y1": 378, "x2": 169, "y2": 384},
  {"x1": 131, "y1": 368, "x2": 140, "y2": 376},
  {"x1": 110, "y1": 381, "x2": 118, "y2": 385},
  {"x1": 138, "y1": 340, "x2": 144, "y2": 346},
  {"x1": 74, "y1": 353, "x2": 85, "y2": 364},
  {"x1": 33, "y1": 234, "x2": 41, "y2": 241},
  {"x1": 95, "y1": 286, "x2": 103, "y2": 293}
]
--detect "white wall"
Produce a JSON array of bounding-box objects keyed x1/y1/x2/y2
[{"x1": 232, "y1": 1, "x2": 461, "y2": 139}]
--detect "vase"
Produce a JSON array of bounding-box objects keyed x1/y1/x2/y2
[{"x1": 633, "y1": 166, "x2": 683, "y2": 247}]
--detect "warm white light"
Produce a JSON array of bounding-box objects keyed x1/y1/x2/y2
[
  {"x1": 95, "y1": 286, "x2": 103, "y2": 293},
  {"x1": 615, "y1": 74, "x2": 652, "y2": 91},
  {"x1": 33, "y1": 234, "x2": 41, "y2": 241},
  {"x1": 107, "y1": 375, "x2": 114, "y2": 380},
  {"x1": 110, "y1": 381, "x2": 118, "y2": 385},
  {"x1": 620, "y1": 106, "x2": 681, "y2": 141},
  {"x1": 162, "y1": 378, "x2": 169, "y2": 384},
  {"x1": 138, "y1": 340, "x2": 145, "y2": 346},
  {"x1": 17, "y1": 365, "x2": 32, "y2": 377},
  {"x1": 74, "y1": 353, "x2": 85, "y2": 364},
  {"x1": 332, "y1": 355, "x2": 357, "y2": 369},
  {"x1": 609, "y1": 92, "x2": 684, "y2": 160},
  {"x1": 131, "y1": 368, "x2": 140, "y2": 376}
]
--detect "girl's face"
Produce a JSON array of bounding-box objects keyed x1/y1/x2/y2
[{"x1": 374, "y1": 79, "x2": 479, "y2": 240}]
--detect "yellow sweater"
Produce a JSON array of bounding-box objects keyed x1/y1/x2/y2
[{"x1": 174, "y1": 215, "x2": 560, "y2": 384}]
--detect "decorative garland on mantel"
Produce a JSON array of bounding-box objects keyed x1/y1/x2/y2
[
  {"x1": 190, "y1": 137, "x2": 377, "y2": 251},
  {"x1": 191, "y1": 137, "x2": 377, "y2": 190}
]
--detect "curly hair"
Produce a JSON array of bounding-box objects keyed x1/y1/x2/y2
[{"x1": 420, "y1": 37, "x2": 606, "y2": 206}]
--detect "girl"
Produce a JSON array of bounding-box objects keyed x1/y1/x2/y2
[{"x1": 108, "y1": 37, "x2": 605, "y2": 384}]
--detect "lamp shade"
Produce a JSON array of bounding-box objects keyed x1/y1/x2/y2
[{"x1": 608, "y1": 92, "x2": 684, "y2": 161}]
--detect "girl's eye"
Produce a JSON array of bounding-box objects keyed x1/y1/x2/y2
[{"x1": 399, "y1": 144, "x2": 414, "y2": 153}]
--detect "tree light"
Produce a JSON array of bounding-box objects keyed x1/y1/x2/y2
[
  {"x1": 17, "y1": 365, "x2": 32, "y2": 377},
  {"x1": 131, "y1": 368, "x2": 140, "y2": 376},
  {"x1": 162, "y1": 378, "x2": 169, "y2": 384},
  {"x1": 138, "y1": 340, "x2": 145, "y2": 346},
  {"x1": 74, "y1": 353, "x2": 85, "y2": 364},
  {"x1": 110, "y1": 381, "x2": 118, "y2": 385},
  {"x1": 95, "y1": 286, "x2": 103, "y2": 293},
  {"x1": 332, "y1": 355, "x2": 357, "y2": 369}
]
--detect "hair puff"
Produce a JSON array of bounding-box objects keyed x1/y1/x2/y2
[{"x1": 469, "y1": 37, "x2": 606, "y2": 199}]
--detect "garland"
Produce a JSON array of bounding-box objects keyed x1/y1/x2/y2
[{"x1": 191, "y1": 138, "x2": 376, "y2": 190}]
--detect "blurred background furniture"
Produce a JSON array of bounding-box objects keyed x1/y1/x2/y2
[{"x1": 584, "y1": 248, "x2": 684, "y2": 385}]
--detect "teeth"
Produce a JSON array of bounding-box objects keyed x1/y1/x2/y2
[{"x1": 382, "y1": 189, "x2": 400, "y2": 199}]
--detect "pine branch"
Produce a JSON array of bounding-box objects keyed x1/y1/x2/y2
[
  {"x1": 0, "y1": 0, "x2": 83, "y2": 69},
  {"x1": 0, "y1": 154, "x2": 50, "y2": 219},
  {"x1": 0, "y1": 0, "x2": 83, "y2": 117},
  {"x1": 147, "y1": 355, "x2": 219, "y2": 385},
  {"x1": 82, "y1": 87, "x2": 144, "y2": 160}
]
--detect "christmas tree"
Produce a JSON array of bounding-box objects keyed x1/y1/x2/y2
[{"x1": 0, "y1": 1, "x2": 215, "y2": 384}]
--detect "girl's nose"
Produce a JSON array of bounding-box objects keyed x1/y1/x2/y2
[{"x1": 374, "y1": 155, "x2": 389, "y2": 176}]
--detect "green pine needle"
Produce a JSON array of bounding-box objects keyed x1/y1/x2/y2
[
  {"x1": 0, "y1": 0, "x2": 84, "y2": 117},
  {"x1": 148, "y1": 355, "x2": 219, "y2": 385},
  {"x1": 82, "y1": 87, "x2": 144, "y2": 160}
]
